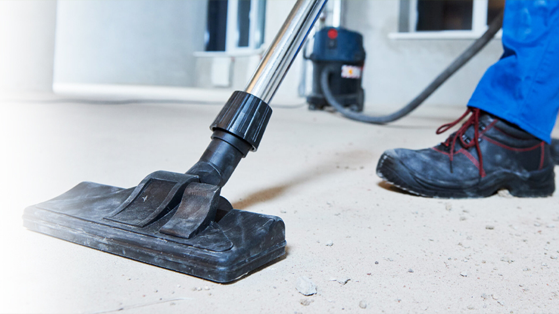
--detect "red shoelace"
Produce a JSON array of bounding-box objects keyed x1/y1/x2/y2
[{"x1": 436, "y1": 108, "x2": 485, "y2": 177}]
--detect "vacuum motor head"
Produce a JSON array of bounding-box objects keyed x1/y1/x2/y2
[
  {"x1": 310, "y1": 27, "x2": 365, "y2": 63},
  {"x1": 307, "y1": 27, "x2": 366, "y2": 112}
]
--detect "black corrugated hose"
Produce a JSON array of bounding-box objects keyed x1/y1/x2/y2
[{"x1": 320, "y1": 11, "x2": 504, "y2": 124}]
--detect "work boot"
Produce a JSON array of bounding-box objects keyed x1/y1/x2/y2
[{"x1": 376, "y1": 108, "x2": 555, "y2": 198}]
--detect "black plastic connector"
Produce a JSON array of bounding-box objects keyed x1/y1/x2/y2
[
  {"x1": 211, "y1": 91, "x2": 272, "y2": 152},
  {"x1": 188, "y1": 91, "x2": 272, "y2": 187}
]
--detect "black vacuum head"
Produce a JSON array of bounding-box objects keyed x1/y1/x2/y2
[{"x1": 23, "y1": 171, "x2": 286, "y2": 283}]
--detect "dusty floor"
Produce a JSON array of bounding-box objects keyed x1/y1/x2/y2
[{"x1": 1, "y1": 93, "x2": 558, "y2": 313}]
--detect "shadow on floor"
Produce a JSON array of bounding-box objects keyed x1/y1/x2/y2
[
  {"x1": 377, "y1": 180, "x2": 418, "y2": 197},
  {"x1": 233, "y1": 150, "x2": 374, "y2": 209}
]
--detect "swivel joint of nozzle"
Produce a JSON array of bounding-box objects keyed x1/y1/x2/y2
[{"x1": 187, "y1": 91, "x2": 272, "y2": 187}]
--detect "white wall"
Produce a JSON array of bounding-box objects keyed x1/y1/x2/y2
[
  {"x1": 54, "y1": 0, "x2": 207, "y2": 87},
  {"x1": 264, "y1": 0, "x2": 504, "y2": 107},
  {"x1": 262, "y1": 0, "x2": 305, "y2": 102},
  {"x1": 0, "y1": 0, "x2": 57, "y2": 92},
  {"x1": 0, "y1": 0, "x2": 502, "y2": 106},
  {"x1": 343, "y1": 0, "x2": 503, "y2": 108}
]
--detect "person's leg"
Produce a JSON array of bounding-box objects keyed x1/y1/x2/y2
[
  {"x1": 375, "y1": 0, "x2": 558, "y2": 198},
  {"x1": 468, "y1": 0, "x2": 559, "y2": 143}
]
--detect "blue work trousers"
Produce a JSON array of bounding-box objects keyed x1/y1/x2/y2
[{"x1": 468, "y1": 0, "x2": 559, "y2": 143}]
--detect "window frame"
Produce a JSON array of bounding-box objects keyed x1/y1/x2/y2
[
  {"x1": 225, "y1": 0, "x2": 265, "y2": 52},
  {"x1": 391, "y1": 0, "x2": 501, "y2": 40}
]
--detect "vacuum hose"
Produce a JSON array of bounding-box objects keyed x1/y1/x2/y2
[{"x1": 320, "y1": 11, "x2": 504, "y2": 124}]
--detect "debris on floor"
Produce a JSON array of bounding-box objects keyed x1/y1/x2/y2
[
  {"x1": 500, "y1": 256, "x2": 513, "y2": 263},
  {"x1": 296, "y1": 277, "x2": 317, "y2": 296},
  {"x1": 337, "y1": 278, "x2": 351, "y2": 285},
  {"x1": 359, "y1": 300, "x2": 367, "y2": 309},
  {"x1": 300, "y1": 299, "x2": 313, "y2": 306}
]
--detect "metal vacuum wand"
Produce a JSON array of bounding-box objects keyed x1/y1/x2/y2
[
  {"x1": 246, "y1": 0, "x2": 328, "y2": 103},
  {"x1": 188, "y1": 0, "x2": 328, "y2": 187}
]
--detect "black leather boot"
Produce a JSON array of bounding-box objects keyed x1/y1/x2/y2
[{"x1": 376, "y1": 108, "x2": 555, "y2": 198}]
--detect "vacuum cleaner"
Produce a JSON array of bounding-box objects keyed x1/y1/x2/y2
[
  {"x1": 25, "y1": 0, "x2": 553, "y2": 283},
  {"x1": 309, "y1": 11, "x2": 504, "y2": 123},
  {"x1": 306, "y1": 27, "x2": 365, "y2": 112}
]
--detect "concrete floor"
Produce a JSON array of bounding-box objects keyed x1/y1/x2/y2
[{"x1": 2, "y1": 94, "x2": 558, "y2": 313}]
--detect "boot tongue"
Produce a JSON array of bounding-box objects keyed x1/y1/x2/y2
[
  {"x1": 462, "y1": 113, "x2": 495, "y2": 144},
  {"x1": 434, "y1": 132, "x2": 465, "y2": 152},
  {"x1": 435, "y1": 113, "x2": 495, "y2": 153},
  {"x1": 479, "y1": 112, "x2": 497, "y2": 126}
]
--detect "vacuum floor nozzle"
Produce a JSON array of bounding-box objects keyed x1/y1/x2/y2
[{"x1": 23, "y1": 171, "x2": 286, "y2": 283}]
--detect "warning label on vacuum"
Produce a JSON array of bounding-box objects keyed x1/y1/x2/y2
[{"x1": 341, "y1": 65, "x2": 362, "y2": 79}]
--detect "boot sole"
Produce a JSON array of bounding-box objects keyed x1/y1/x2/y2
[{"x1": 376, "y1": 152, "x2": 555, "y2": 199}]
